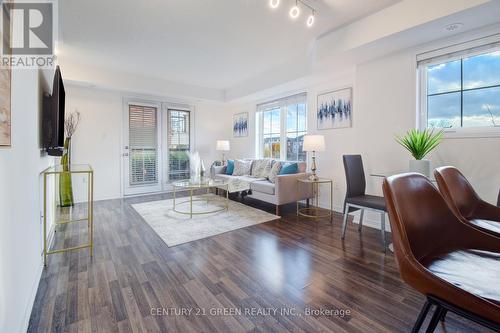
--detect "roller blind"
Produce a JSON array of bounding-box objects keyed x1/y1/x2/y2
[
  {"x1": 129, "y1": 104, "x2": 158, "y2": 185},
  {"x1": 417, "y1": 34, "x2": 500, "y2": 66}
]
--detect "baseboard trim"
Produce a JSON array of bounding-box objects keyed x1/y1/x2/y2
[{"x1": 21, "y1": 222, "x2": 57, "y2": 332}]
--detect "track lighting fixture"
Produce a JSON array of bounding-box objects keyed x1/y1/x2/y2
[
  {"x1": 268, "y1": 0, "x2": 317, "y2": 28},
  {"x1": 269, "y1": 0, "x2": 280, "y2": 9},
  {"x1": 289, "y1": 2, "x2": 300, "y2": 19},
  {"x1": 307, "y1": 13, "x2": 314, "y2": 27}
]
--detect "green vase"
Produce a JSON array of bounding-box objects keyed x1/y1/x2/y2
[{"x1": 59, "y1": 137, "x2": 74, "y2": 207}]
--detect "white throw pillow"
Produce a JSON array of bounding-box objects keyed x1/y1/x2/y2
[
  {"x1": 251, "y1": 159, "x2": 272, "y2": 178},
  {"x1": 233, "y1": 159, "x2": 252, "y2": 176},
  {"x1": 268, "y1": 161, "x2": 282, "y2": 183}
]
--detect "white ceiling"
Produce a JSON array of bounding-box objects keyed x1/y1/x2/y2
[{"x1": 59, "y1": 0, "x2": 400, "y2": 90}]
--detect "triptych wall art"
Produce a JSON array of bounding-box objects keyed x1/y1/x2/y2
[{"x1": 317, "y1": 87, "x2": 352, "y2": 130}]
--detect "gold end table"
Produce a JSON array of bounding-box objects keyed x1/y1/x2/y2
[
  {"x1": 42, "y1": 164, "x2": 94, "y2": 266},
  {"x1": 173, "y1": 178, "x2": 229, "y2": 218},
  {"x1": 297, "y1": 177, "x2": 333, "y2": 220}
]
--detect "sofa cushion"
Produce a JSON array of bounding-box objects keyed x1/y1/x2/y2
[
  {"x1": 251, "y1": 159, "x2": 272, "y2": 178},
  {"x1": 233, "y1": 159, "x2": 252, "y2": 176},
  {"x1": 268, "y1": 162, "x2": 282, "y2": 183},
  {"x1": 280, "y1": 162, "x2": 298, "y2": 175},
  {"x1": 225, "y1": 160, "x2": 234, "y2": 175},
  {"x1": 251, "y1": 180, "x2": 275, "y2": 195}
]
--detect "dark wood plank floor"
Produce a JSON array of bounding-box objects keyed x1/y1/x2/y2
[{"x1": 28, "y1": 193, "x2": 492, "y2": 332}]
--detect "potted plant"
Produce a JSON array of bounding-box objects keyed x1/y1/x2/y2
[{"x1": 396, "y1": 128, "x2": 443, "y2": 177}]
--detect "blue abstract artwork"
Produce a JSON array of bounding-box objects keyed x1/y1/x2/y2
[
  {"x1": 233, "y1": 112, "x2": 248, "y2": 137},
  {"x1": 317, "y1": 88, "x2": 352, "y2": 129}
]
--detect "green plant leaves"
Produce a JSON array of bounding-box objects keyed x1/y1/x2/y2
[{"x1": 395, "y1": 129, "x2": 443, "y2": 160}]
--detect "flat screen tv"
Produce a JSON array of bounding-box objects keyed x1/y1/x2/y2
[{"x1": 42, "y1": 66, "x2": 65, "y2": 156}]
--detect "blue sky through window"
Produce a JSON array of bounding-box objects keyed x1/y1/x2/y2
[{"x1": 426, "y1": 50, "x2": 500, "y2": 128}]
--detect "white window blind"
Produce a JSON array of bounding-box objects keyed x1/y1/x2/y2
[
  {"x1": 417, "y1": 34, "x2": 500, "y2": 66},
  {"x1": 129, "y1": 104, "x2": 158, "y2": 185}
]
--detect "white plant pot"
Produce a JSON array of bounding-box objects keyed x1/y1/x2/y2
[{"x1": 409, "y1": 159, "x2": 431, "y2": 177}]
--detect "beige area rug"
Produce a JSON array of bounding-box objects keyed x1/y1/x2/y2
[{"x1": 131, "y1": 194, "x2": 279, "y2": 247}]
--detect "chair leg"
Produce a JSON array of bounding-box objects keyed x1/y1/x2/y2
[
  {"x1": 275, "y1": 205, "x2": 280, "y2": 216},
  {"x1": 381, "y1": 212, "x2": 386, "y2": 252},
  {"x1": 425, "y1": 306, "x2": 443, "y2": 333},
  {"x1": 358, "y1": 209, "x2": 364, "y2": 232},
  {"x1": 306, "y1": 199, "x2": 310, "y2": 208},
  {"x1": 439, "y1": 309, "x2": 447, "y2": 322},
  {"x1": 411, "y1": 300, "x2": 432, "y2": 333},
  {"x1": 341, "y1": 204, "x2": 350, "y2": 239}
]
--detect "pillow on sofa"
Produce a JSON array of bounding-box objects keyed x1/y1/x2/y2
[
  {"x1": 251, "y1": 159, "x2": 272, "y2": 178},
  {"x1": 233, "y1": 159, "x2": 252, "y2": 176},
  {"x1": 225, "y1": 160, "x2": 235, "y2": 175},
  {"x1": 268, "y1": 161, "x2": 282, "y2": 183},
  {"x1": 280, "y1": 162, "x2": 298, "y2": 175}
]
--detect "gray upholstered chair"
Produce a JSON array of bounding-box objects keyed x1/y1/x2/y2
[{"x1": 341, "y1": 155, "x2": 388, "y2": 251}]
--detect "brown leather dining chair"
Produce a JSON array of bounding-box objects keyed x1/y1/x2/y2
[
  {"x1": 434, "y1": 166, "x2": 500, "y2": 235},
  {"x1": 383, "y1": 173, "x2": 500, "y2": 332}
]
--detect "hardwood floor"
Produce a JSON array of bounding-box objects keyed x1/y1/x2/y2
[{"x1": 28, "y1": 193, "x2": 491, "y2": 332}]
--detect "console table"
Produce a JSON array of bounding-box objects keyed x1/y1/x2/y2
[{"x1": 41, "y1": 164, "x2": 94, "y2": 266}]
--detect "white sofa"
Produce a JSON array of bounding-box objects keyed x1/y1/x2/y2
[{"x1": 213, "y1": 160, "x2": 314, "y2": 215}]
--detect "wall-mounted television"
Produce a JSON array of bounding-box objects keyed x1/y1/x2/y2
[{"x1": 42, "y1": 66, "x2": 65, "y2": 156}]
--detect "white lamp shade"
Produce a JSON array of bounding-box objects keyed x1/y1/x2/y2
[
  {"x1": 216, "y1": 140, "x2": 230, "y2": 151},
  {"x1": 303, "y1": 135, "x2": 325, "y2": 152}
]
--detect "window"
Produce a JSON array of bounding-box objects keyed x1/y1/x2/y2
[
  {"x1": 167, "y1": 110, "x2": 190, "y2": 181},
  {"x1": 418, "y1": 40, "x2": 500, "y2": 132},
  {"x1": 257, "y1": 93, "x2": 307, "y2": 161},
  {"x1": 129, "y1": 105, "x2": 158, "y2": 185}
]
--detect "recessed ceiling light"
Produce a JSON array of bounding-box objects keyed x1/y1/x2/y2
[
  {"x1": 307, "y1": 14, "x2": 314, "y2": 27},
  {"x1": 444, "y1": 23, "x2": 463, "y2": 32},
  {"x1": 269, "y1": 0, "x2": 280, "y2": 9},
  {"x1": 290, "y1": 5, "x2": 300, "y2": 19}
]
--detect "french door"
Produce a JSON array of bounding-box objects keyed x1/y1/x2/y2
[{"x1": 123, "y1": 101, "x2": 192, "y2": 196}]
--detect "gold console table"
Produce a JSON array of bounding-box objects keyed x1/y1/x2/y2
[{"x1": 42, "y1": 164, "x2": 94, "y2": 266}]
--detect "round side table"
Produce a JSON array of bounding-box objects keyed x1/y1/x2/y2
[{"x1": 296, "y1": 177, "x2": 333, "y2": 220}]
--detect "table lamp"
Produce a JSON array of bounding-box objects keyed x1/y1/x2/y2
[
  {"x1": 303, "y1": 135, "x2": 325, "y2": 181},
  {"x1": 216, "y1": 140, "x2": 230, "y2": 165}
]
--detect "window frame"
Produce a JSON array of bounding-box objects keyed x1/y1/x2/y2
[
  {"x1": 418, "y1": 41, "x2": 500, "y2": 138},
  {"x1": 256, "y1": 93, "x2": 308, "y2": 161}
]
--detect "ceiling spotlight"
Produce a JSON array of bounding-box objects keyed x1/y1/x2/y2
[
  {"x1": 269, "y1": 0, "x2": 280, "y2": 9},
  {"x1": 307, "y1": 14, "x2": 314, "y2": 27},
  {"x1": 290, "y1": 5, "x2": 300, "y2": 19}
]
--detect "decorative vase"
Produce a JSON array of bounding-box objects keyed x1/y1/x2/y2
[
  {"x1": 200, "y1": 160, "x2": 206, "y2": 179},
  {"x1": 409, "y1": 159, "x2": 431, "y2": 177},
  {"x1": 59, "y1": 137, "x2": 74, "y2": 207}
]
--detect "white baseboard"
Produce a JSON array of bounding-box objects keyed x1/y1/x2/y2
[{"x1": 21, "y1": 222, "x2": 57, "y2": 333}]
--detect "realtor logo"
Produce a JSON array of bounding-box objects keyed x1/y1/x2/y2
[{"x1": 1, "y1": 1, "x2": 55, "y2": 68}]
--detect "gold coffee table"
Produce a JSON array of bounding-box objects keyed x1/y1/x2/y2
[
  {"x1": 172, "y1": 178, "x2": 229, "y2": 218},
  {"x1": 296, "y1": 177, "x2": 333, "y2": 220}
]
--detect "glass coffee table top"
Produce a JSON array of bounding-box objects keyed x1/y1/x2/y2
[{"x1": 173, "y1": 178, "x2": 228, "y2": 189}]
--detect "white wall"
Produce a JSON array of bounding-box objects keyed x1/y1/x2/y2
[
  {"x1": 65, "y1": 86, "x2": 123, "y2": 201},
  {"x1": 0, "y1": 68, "x2": 55, "y2": 333}
]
